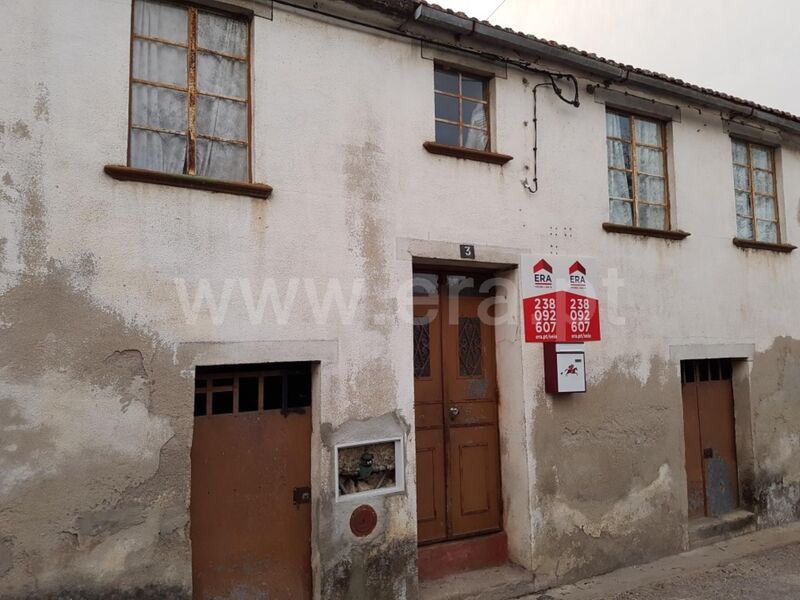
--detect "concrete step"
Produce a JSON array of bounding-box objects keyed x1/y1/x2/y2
[
  {"x1": 689, "y1": 509, "x2": 757, "y2": 549},
  {"x1": 419, "y1": 532, "x2": 509, "y2": 582},
  {"x1": 419, "y1": 564, "x2": 538, "y2": 600}
]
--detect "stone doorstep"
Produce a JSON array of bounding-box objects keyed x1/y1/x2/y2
[
  {"x1": 419, "y1": 564, "x2": 538, "y2": 600},
  {"x1": 689, "y1": 509, "x2": 757, "y2": 549},
  {"x1": 419, "y1": 532, "x2": 509, "y2": 582}
]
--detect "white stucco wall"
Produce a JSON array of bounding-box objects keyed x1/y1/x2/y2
[{"x1": 1, "y1": 0, "x2": 799, "y2": 597}]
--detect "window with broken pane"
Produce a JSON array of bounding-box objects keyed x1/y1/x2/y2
[
  {"x1": 606, "y1": 111, "x2": 669, "y2": 230},
  {"x1": 731, "y1": 139, "x2": 779, "y2": 243},
  {"x1": 129, "y1": 0, "x2": 250, "y2": 181},
  {"x1": 434, "y1": 66, "x2": 490, "y2": 151}
]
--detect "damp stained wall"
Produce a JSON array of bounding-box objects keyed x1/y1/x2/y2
[{"x1": 1, "y1": 0, "x2": 799, "y2": 597}]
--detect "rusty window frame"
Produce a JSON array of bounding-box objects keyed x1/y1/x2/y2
[
  {"x1": 681, "y1": 358, "x2": 733, "y2": 383},
  {"x1": 606, "y1": 110, "x2": 671, "y2": 229},
  {"x1": 433, "y1": 65, "x2": 491, "y2": 151},
  {"x1": 127, "y1": 0, "x2": 252, "y2": 180},
  {"x1": 194, "y1": 365, "x2": 312, "y2": 416},
  {"x1": 731, "y1": 138, "x2": 780, "y2": 243}
]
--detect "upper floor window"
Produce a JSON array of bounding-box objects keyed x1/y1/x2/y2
[
  {"x1": 129, "y1": 0, "x2": 250, "y2": 182},
  {"x1": 606, "y1": 111, "x2": 669, "y2": 230},
  {"x1": 731, "y1": 139, "x2": 779, "y2": 243},
  {"x1": 434, "y1": 66, "x2": 490, "y2": 151}
]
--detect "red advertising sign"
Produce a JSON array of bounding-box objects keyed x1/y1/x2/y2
[{"x1": 521, "y1": 256, "x2": 601, "y2": 342}]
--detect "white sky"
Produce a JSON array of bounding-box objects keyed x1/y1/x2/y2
[{"x1": 432, "y1": 0, "x2": 799, "y2": 115}]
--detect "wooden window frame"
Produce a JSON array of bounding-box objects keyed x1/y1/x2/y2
[
  {"x1": 433, "y1": 65, "x2": 491, "y2": 152},
  {"x1": 731, "y1": 138, "x2": 781, "y2": 244},
  {"x1": 126, "y1": 0, "x2": 253, "y2": 181},
  {"x1": 606, "y1": 110, "x2": 671, "y2": 231}
]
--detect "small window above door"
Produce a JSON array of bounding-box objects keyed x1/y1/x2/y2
[{"x1": 194, "y1": 362, "x2": 312, "y2": 416}]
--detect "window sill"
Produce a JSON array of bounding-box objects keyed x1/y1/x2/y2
[
  {"x1": 602, "y1": 222, "x2": 691, "y2": 240},
  {"x1": 732, "y1": 238, "x2": 796, "y2": 253},
  {"x1": 104, "y1": 165, "x2": 272, "y2": 199},
  {"x1": 422, "y1": 142, "x2": 513, "y2": 165}
]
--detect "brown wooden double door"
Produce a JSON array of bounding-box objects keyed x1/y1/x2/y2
[
  {"x1": 681, "y1": 358, "x2": 740, "y2": 519},
  {"x1": 413, "y1": 272, "x2": 502, "y2": 544}
]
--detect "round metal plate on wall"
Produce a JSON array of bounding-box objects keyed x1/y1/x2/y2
[{"x1": 349, "y1": 504, "x2": 378, "y2": 537}]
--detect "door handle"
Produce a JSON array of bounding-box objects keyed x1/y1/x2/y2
[
  {"x1": 703, "y1": 448, "x2": 713, "y2": 459},
  {"x1": 449, "y1": 406, "x2": 460, "y2": 419}
]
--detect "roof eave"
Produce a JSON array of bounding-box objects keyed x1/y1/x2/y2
[{"x1": 414, "y1": 3, "x2": 800, "y2": 137}]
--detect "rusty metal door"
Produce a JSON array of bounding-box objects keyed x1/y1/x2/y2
[
  {"x1": 681, "y1": 359, "x2": 739, "y2": 519},
  {"x1": 191, "y1": 365, "x2": 312, "y2": 600},
  {"x1": 413, "y1": 273, "x2": 501, "y2": 544}
]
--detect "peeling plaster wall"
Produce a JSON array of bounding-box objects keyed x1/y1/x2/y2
[
  {"x1": 318, "y1": 413, "x2": 416, "y2": 600},
  {"x1": 1, "y1": 1, "x2": 421, "y2": 597},
  {"x1": 0, "y1": 271, "x2": 193, "y2": 597},
  {"x1": 526, "y1": 358, "x2": 685, "y2": 587},
  {"x1": 513, "y1": 87, "x2": 800, "y2": 586},
  {"x1": 750, "y1": 338, "x2": 800, "y2": 527},
  {"x1": 1, "y1": 0, "x2": 799, "y2": 598}
]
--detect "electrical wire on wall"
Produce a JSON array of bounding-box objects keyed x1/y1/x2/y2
[
  {"x1": 522, "y1": 73, "x2": 580, "y2": 194},
  {"x1": 271, "y1": 0, "x2": 582, "y2": 195}
]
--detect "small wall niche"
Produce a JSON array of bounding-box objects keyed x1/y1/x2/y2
[{"x1": 335, "y1": 438, "x2": 404, "y2": 501}]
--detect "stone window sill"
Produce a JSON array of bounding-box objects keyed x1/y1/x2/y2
[
  {"x1": 104, "y1": 165, "x2": 272, "y2": 199},
  {"x1": 732, "y1": 238, "x2": 796, "y2": 253},
  {"x1": 423, "y1": 142, "x2": 513, "y2": 165},
  {"x1": 602, "y1": 222, "x2": 691, "y2": 240}
]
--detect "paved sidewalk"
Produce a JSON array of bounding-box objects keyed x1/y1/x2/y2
[{"x1": 527, "y1": 522, "x2": 800, "y2": 600}]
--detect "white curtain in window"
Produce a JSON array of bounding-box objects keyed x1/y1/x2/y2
[
  {"x1": 130, "y1": 1, "x2": 189, "y2": 173},
  {"x1": 196, "y1": 139, "x2": 247, "y2": 181},
  {"x1": 131, "y1": 129, "x2": 187, "y2": 174},
  {"x1": 197, "y1": 11, "x2": 247, "y2": 56},
  {"x1": 606, "y1": 113, "x2": 630, "y2": 140},
  {"x1": 134, "y1": 0, "x2": 187, "y2": 44},
  {"x1": 463, "y1": 128, "x2": 488, "y2": 151},
  {"x1": 463, "y1": 104, "x2": 488, "y2": 150}
]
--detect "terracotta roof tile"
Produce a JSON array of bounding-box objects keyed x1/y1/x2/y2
[{"x1": 396, "y1": 0, "x2": 800, "y2": 125}]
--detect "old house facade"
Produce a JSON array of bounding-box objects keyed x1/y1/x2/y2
[{"x1": 1, "y1": 0, "x2": 799, "y2": 598}]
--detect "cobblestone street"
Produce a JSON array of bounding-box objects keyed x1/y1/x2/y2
[
  {"x1": 532, "y1": 523, "x2": 800, "y2": 600},
  {"x1": 607, "y1": 543, "x2": 800, "y2": 599}
]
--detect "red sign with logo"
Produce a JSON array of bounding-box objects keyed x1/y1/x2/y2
[{"x1": 521, "y1": 256, "x2": 601, "y2": 342}]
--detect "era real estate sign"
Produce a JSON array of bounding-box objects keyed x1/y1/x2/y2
[{"x1": 521, "y1": 255, "x2": 601, "y2": 343}]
